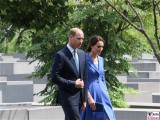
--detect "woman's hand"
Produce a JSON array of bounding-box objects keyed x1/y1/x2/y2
[
  {"x1": 81, "y1": 101, "x2": 87, "y2": 110},
  {"x1": 88, "y1": 92, "x2": 96, "y2": 110}
]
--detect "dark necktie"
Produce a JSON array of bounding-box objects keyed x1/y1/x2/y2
[{"x1": 73, "y1": 50, "x2": 79, "y2": 73}]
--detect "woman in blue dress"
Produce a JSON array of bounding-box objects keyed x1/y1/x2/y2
[{"x1": 81, "y1": 36, "x2": 116, "y2": 120}]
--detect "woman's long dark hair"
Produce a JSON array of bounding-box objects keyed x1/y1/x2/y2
[{"x1": 87, "y1": 35, "x2": 105, "y2": 52}]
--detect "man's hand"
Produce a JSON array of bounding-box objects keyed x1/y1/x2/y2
[{"x1": 75, "y1": 78, "x2": 84, "y2": 88}]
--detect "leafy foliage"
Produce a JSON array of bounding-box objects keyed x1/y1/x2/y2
[
  {"x1": 0, "y1": 0, "x2": 68, "y2": 30},
  {"x1": 31, "y1": 2, "x2": 143, "y2": 107},
  {"x1": 104, "y1": 0, "x2": 160, "y2": 62},
  {"x1": 0, "y1": 0, "x2": 70, "y2": 53},
  {"x1": 0, "y1": 0, "x2": 155, "y2": 108}
]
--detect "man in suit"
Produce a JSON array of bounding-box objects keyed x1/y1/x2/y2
[{"x1": 51, "y1": 28, "x2": 88, "y2": 120}]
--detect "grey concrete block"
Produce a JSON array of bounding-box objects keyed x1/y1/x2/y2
[
  {"x1": 0, "y1": 102, "x2": 32, "y2": 106},
  {"x1": 0, "y1": 105, "x2": 160, "y2": 120},
  {"x1": 0, "y1": 81, "x2": 33, "y2": 103},
  {"x1": 5, "y1": 74, "x2": 30, "y2": 81},
  {"x1": 115, "y1": 108, "x2": 160, "y2": 120},
  {"x1": 125, "y1": 82, "x2": 160, "y2": 93},
  {"x1": 149, "y1": 71, "x2": 160, "y2": 78},
  {"x1": 0, "y1": 103, "x2": 30, "y2": 120},
  {"x1": 0, "y1": 77, "x2": 7, "y2": 81},
  {"x1": 127, "y1": 78, "x2": 160, "y2": 82},
  {"x1": 128, "y1": 102, "x2": 160, "y2": 109},
  {"x1": 12, "y1": 53, "x2": 26, "y2": 60},
  {"x1": 0, "y1": 52, "x2": 158, "y2": 119},
  {"x1": 140, "y1": 53, "x2": 155, "y2": 59},
  {"x1": 1, "y1": 56, "x2": 20, "y2": 62},
  {"x1": 138, "y1": 58, "x2": 158, "y2": 62},
  {"x1": 0, "y1": 90, "x2": 2, "y2": 103},
  {"x1": 115, "y1": 108, "x2": 146, "y2": 120},
  {"x1": 13, "y1": 62, "x2": 35, "y2": 74},
  {"x1": 123, "y1": 55, "x2": 132, "y2": 61},
  {"x1": 132, "y1": 62, "x2": 160, "y2": 71},
  {"x1": 0, "y1": 109, "x2": 28, "y2": 120},
  {"x1": 124, "y1": 91, "x2": 152, "y2": 103},
  {"x1": 1, "y1": 53, "x2": 26, "y2": 61},
  {"x1": 32, "y1": 78, "x2": 47, "y2": 84},
  {"x1": 5, "y1": 74, "x2": 47, "y2": 84},
  {"x1": 116, "y1": 75, "x2": 128, "y2": 83},
  {"x1": 152, "y1": 93, "x2": 160, "y2": 103},
  {"x1": 0, "y1": 105, "x2": 64, "y2": 120},
  {"x1": 128, "y1": 71, "x2": 150, "y2": 78},
  {"x1": 128, "y1": 71, "x2": 160, "y2": 78},
  {"x1": 28, "y1": 106, "x2": 64, "y2": 120},
  {"x1": 0, "y1": 62, "x2": 37, "y2": 75},
  {"x1": 0, "y1": 63, "x2": 14, "y2": 75},
  {"x1": 33, "y1": 84, "x2": 46, "y2": 102},
  {"x1": 0, "y1": 82, "x2": 7, "y2": 103},
  {"x1": 132, "y1": 53, "x2": 157, "y2": 62},
  {"x1": 123, "y1": 53, "x2": 156, "y2": 62}
]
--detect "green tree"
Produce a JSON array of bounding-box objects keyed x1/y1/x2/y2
[
  {"x1": 0, "y1": 0, "x2": 69, "y2": 53},
  {"x1": 0, "y1": 0, "x2": 68, "y2": 30},
  {"x1": 104, "y1": 0, "x2": 160, "y2": 63},
  {"x1": 0, "y1": 0, "x2": 154, "y2": 107},
  {"x1": 0, "y1": 0, "x2": 71, "y2": 104}
]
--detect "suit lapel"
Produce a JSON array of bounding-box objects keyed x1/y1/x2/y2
[
  {"x1": 64, "y1": 47, "x2": 79, "y2": 77},
  {"x1": 77, "y1": 50, "x2": 84, "y2": 77},
  {"x1": 86, "y1": 54, "x2": 100, "y2": 74}
]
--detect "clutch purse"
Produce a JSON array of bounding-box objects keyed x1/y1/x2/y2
[{"x1": 87, "y1": 102, "x2": 104, "y2": 112}]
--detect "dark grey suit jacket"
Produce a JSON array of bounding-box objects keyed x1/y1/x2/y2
[{"x1": 51, "y1": 46, "x2": 88, "y2": 106}]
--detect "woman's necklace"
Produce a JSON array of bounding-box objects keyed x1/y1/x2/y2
[
  {"x1": 91, "y1": 56, "x2": 98, "y2": 63},
  {"x1": 89, "y1": 53, "x2": 98, "y2": 63},
  {"x1": 92, "y1": 58, "x2": 98, "y2": 62}
]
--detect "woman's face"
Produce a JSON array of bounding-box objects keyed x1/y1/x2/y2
[{"x1": 91, "y1": 41, "x2": 104, "y2": 55}]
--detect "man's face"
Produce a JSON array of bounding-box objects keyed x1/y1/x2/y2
[{"x1": 70, "y1": 30, "x2": 84, "y2": 49}]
